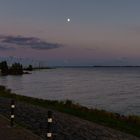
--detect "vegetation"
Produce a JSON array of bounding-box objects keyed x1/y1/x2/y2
[
  {"x1": 9, "y1": 63, "x2": 23, "y2": 75},
  {"x1": 0, "y1": 61, "x2": 9, "y2": 75},
  {"x1": 0, "y1": 61, "x2": 33, "y2": 75},
  {"x1": 0, "y1": 60, "x2": 52, "y2": 75},
  {"x1": 0, "y1": 85, "x2": 140, "y2": 137},
  {"x1": 0, "y1": 61, "x2": 23, "y2": 75},
  {"x1": 24, "y1": 65, "x2": 33, "y2": 71}
]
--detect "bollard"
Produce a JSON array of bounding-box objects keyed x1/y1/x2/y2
[
  {"x1": 47, "y1": 110, "x2": 53, "y2": 139},
  {"x1": 10, "y1": 99, "x2": 15, "y2": 127}
]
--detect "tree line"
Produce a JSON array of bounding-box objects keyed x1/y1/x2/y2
[{"x1": 0, "y1": 61, "x2": 32, "y2": 75}]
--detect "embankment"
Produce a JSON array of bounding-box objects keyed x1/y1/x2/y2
[{"x1": 0, "y1": 85, "x2": 140, "y2": 140}]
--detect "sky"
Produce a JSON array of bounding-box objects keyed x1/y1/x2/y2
[{"x1": 0, "y1": 0, "x2": 140, "y2": 66}]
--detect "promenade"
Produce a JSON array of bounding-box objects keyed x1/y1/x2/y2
[{"x1": 0, "y1": 97, "x2": 139, "y2": 140}]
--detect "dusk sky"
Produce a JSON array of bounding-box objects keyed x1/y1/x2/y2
[{"x1": 0, "y1": 0, "x2": 140, "y2": 66}]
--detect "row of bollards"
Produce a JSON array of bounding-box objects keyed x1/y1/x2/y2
[{"x1": 10, "y1": 99, "x2": 54, "y2": 140}]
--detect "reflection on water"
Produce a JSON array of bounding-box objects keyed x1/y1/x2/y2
[{"x1": 0, "y1": 67, "x2": 140, "y2": 115}]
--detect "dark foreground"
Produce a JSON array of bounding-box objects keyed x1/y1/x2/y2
[
  {"x1": 0, "y1": 96, "x2": 139, "y2": 140},
  {"x1": 0, "y1": 115, "x2": 41, "y2": 140}
]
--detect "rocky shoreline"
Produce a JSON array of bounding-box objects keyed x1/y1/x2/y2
[{"x1": 0, "y1": 97, "x2": 139, "y2": 140}]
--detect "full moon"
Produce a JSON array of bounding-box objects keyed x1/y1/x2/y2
[{"x1": 67, "y1": 18, "x2": 70, "y2": 22}]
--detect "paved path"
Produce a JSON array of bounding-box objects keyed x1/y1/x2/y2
[{"x1": 0, "y1": 115, "x2": 42, "y2": 140}]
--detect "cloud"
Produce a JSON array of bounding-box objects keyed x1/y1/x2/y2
[
  {"x1": 0, "y1": 44, "x2": 15, "y2": 51},
  {"x1": 0, "y1": 35, "x2": 62, "y2": 50}
]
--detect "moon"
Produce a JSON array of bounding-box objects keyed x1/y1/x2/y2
[{"x1": 67, "y1": 18, "x2": 70, "y2": 22}]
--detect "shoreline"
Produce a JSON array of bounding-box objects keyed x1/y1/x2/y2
[{"x1": 0, "y1": 85, "x2": 140, "y2": 139}]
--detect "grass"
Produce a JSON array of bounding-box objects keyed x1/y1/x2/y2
[{"x1": 0, "y1": 85, "x2": 140, "y2": 137}]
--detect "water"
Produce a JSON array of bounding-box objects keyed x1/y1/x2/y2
[{"x1": 0, "y1": 67, "x2": 140, "y2": 115}]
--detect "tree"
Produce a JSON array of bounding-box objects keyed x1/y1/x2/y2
[
  {"x1": 0, "y1": 61, "x2": 9, "y2": 75},
  {"x1": 9, "y1": 63, "x2": 23, "y2": 75},
  {"x1": 26, "y1": 65, "x2": 33, "y2": 71}
]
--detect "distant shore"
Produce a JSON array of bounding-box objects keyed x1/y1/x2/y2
[
  {"x1": 0, "y1": 85, "x2": 140, "y2": 139},
  {"x1": 53, "y1": 66, "x2": 140, "y2": 68}
]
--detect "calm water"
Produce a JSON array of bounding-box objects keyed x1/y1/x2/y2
[{"x1": 0, "y1": 67, "x2": 140, "y2": 115}]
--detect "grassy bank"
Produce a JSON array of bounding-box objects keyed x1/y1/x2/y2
[{"x1": 0, "y1": 85, "x2": 140, "y2": 137}]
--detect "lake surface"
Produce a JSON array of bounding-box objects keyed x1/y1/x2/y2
[{"x1": 0, "y1": 67, "x2": 140, "y2": 115}]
